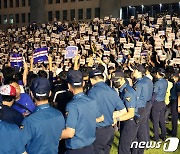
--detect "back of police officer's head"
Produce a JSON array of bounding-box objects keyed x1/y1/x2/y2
[
  {"x1": 156, "y1": 68, "x2": 165, "y2": 78},
  {"x1": 89, "y1": 69, "x2": 104, "y2": 85},
  {"x1": 133, "y1": 65, "x2": 145, "y2": 79},
  {"x1": 30, "y1": 77, "x2": 51, "y2": 104},
  {"x1": 0, "y1": 85, "x2": 16, "y2": 106},
  {"x1": 67, "y1": 70, "x2": 84, "y2": 94}
]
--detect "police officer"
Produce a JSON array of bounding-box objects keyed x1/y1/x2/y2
[
  {"x1": 21, "y1": 77, "x2": 65, "y2": 154},
  {"x1": 88, "y1": 69, "x2": 126, "y2": 154},
  {"x1": 111, "y1": 71, "x2": 139, "y2": 154},
  {"x1": 61, "y1": 70, "x2": 103, "y2": 154},
  {"x1": 0, "y1": 85, "x2": 24, "y2": 126},
  {"x1": 151, "y1": 68, "x2": 168, "y2": 141},
  {"x1": 132, "y1": 65, "x2": 149, "y2": 154},
  {"x1": 0, "y1": 120, "x2": 26, "y2": 154},
  {"x1": 170, "y1": 73, "x2": 179, "y2": 137},
  {"x1": 143, "y1": 66, "x2": 154, "y2": 141}
]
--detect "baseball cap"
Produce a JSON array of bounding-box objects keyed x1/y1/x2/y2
[
  {"x1": 89, "y1": 69, "x2": 103, "y2": 78},
  {"x1": 30, "y1": 77, "x2": 51, "y2": 97},
  {"x1": 111, "y1": 71, "x2": 125, "y2": 81},
  {"x1": 67, "y1": 70, "x2": 83, "y2": 86},
  {"x1": 0, "y1": 85, "x2": 16, "y2": 96}
]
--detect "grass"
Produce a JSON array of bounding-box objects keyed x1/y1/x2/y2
[{"x1": 110, "y1": 121, "x2": 180, "y2": 154}]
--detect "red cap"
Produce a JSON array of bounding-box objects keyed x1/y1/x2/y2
[{"x1": 0, "y1": 85, "x2": 16, "y2": 96}]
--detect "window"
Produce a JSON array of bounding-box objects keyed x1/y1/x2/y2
[
  {"x1": 22, "y1": 0, "x2": 25, "y2": 7},
  {"x1": 70, "y1": 9, "x2": 75, "y2": 21},
  {"x1": 4, "y1": 0, "x2": 7, "y2": 8},
  {"x1": 48, "y1": 11, "x2": 52, "y2": 21},
  {"x1": 9, "y1": 14, "x2": 13, "y2": 24},
  {"x1": 79, "y1": 0, "x2": 83, "y2": 1},
  {"x1": 55, "y1": 11, "x2": 60, "y2": 20},
  {"x1": 10, "y1": 0, "x2": 13, "y2": 8},
  {"x1": 63, "y1": 10, "x2": 67, "y2": 20},
  {"x1": 16, "y1": 0, "x2": 19, "y2": 7},
  {"x1": 0, "y1": 15, "x2": 1, "y2": 24},
  {"x1": 95, "y1": 8, "x2": 100, "y2": 18},
  {"x1": 78, "y1": 9, "x2": 83, "y2": 20},
  {"x1": 28, "y1": 13, "x2": 30, "y2": 22},
  {"x1": 63, "y1": 0, "x2": 67, "y2": 3},
  {"x1": 71, "y1": 0, "x2": 75, "y2": 2},
  {"x1": 86, "y1": 8, "x2": 91, "y2": 19},
  {"x1": 22, "y1": 13, "x2": 26, "y2": 23},
  {"x1": 28, "y1": 0, "x2": 31, "y2": 6},
  {"x1": 56, "y1": 0, "x2": 60, "y2": 3},
  {"x1": 49, "y1": 0, "x2": 53, "y2": 4},
  {"x1": 3, "y1": 15, "x2": 7, "y2": 24},
  {"x1": 15, "y1": 14, "x2": 19, "y2": 23},
  {"x1": 0, "y1": 0, "x2": 1, "y2": 9}
]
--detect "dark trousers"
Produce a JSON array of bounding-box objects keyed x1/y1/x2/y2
[
  {"x1": 118, "y1": 119, "x2": 139, "y2": 154},
  {"x1": 171, "y1": 99, "x2": 178, "y2": 137},
  {"x1": 132, "y1": 107, "x2": 147, "y2": 154},
  {"x1": 65, "y1": 144, "x2": 94, "y2": 154},
  {"x1": 145, "y1": 101, "x2": 152, "y2": 141},
  {"x1": 152, "y1": 101, "x2": 166, "y2": 141},
  {"x1": 93, "y1": 126, "x2": 114, "y2": 154}
]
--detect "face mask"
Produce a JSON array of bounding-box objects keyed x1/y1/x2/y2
[{"x1": 113, "y1": 81, "x2": 121, "y2": 88}]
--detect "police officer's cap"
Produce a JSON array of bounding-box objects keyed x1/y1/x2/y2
[
  {"x1": 157, "y1": 68, "x2": 165, "y2": 76},
  {"x1": 89, "y1": 69, "x2": 103, "y2": 78},
  {"x1": 112, "y1": 71, "x2": 125, "y2": 81},
  {"x1": 30, "y1": 77, "x2": 51, "y2": 97},
  {"x1": 67, "y1": 70, "x2": 83, "y2": 86}
]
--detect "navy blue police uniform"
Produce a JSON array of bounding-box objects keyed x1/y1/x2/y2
[
  {"x1": 0, "y1": 120, "x2": 25, "y2": 154},
  {"x1": 132, "y1": 65, "x2": 149, "y2": 154},
  {"x1": 118, "y1": 82, "x2": 139, "y2": 154},
  {"x1": 152, "y1": 74, "x2": 168, "y2": 141},
  {"x1": 88, "y1": 69, "x2": 125, "y2": 154},
  {"x1": 21, "y1": 77, "x2": 65, "y2": 154},
  {"x1": 65, "y1": 70, "x2": 100, "y2": 154},
  {"x1": 170, "y1": 78, "x2": 180, "y2": 137},
  {"x1": 143, "y1": 75, "x2": 153, "y2": 141}
]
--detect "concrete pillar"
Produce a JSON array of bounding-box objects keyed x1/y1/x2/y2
[{"x1": 30, "y1": 0, "x2": 46, "y2": 24}]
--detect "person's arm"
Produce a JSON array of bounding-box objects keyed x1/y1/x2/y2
[
  {"x1": 23, "y1": 60, "x2": 28, "y2": 86},
  {"x1": 117, "y1": 108, "x2": 135, "y2": 121},
  {"x1": 61, "y1": 127, "x2": 75, "y2": 139},
  {"x1": 73, "y1": 54, "x2": 80, "y2": 70},
  {"x1": 96, "y1": 115, "x2": 104, "y2": 123},
  {"x1": 30, "y1": 56, "x2": 34, "y2": 72},
  {"x1": 178, "y1": 92, "x2": 180, "y2": 113}
]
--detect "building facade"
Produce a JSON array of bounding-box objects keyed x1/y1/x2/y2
[{"x1": 0, "y1": 0, "x2": 179, "y2": 29}]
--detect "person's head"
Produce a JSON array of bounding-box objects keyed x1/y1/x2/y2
[
  {"x1": 67, "y1": 70, "x2": 83, "y2": 95},
  {"x1": 156, "y1": 68, "x2": 165, "y2": 79},
  {"x1": 132, "y1": 65, "x2": 145, "y2": 79},
  {"x1": 30, "y1": 77, "x2": 51, "y2": 105},
  {"x1": 9, "y1": 79, "x2": 21, "y2": 100},
  {"x1": 38, "y1": 70, "x2": 48, "y2": 78},
  {"x1": 172, "y1": 73, "x2": 179, "y2": 83},
  {"x1": 112, "y1": 71, "x2": 126, "y2": 89},
  {"x1": 124, "y1": 69, "x2": 132, "y2": 78},
  {"x1": 0, "y1": 85, "x2": 16, "y2": 106},
  {"x1": 89, "y1": 69, "x2": 104, "y2": 86},
  {"x1": 145, "y1": 65, "x2": 153, "y2": 75},
  {"x1": 2, "y1": 66, "x2": 17, "y2": 84}
]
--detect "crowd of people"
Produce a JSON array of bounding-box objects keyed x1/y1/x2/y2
[{"x1": 0, "y1": 13, "x2": 180, "y2": 154}]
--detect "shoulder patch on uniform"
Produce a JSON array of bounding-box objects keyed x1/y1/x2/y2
[
  {"x1": 19, "y1": 125, "x2": 24, "y2": 129},
  {"x1": 126, "y1": 97, "x2": 131, "y2": 102}
]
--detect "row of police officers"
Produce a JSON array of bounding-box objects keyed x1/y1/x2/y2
[{"x1": 0, "y1": 64, "x2": 179, "y2": 154}]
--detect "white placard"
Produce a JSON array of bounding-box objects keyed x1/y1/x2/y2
[
  {"x1": 173, "y1": 58, "x2": 180, "y2": 64},
  {"x1": 124, "y1": 44, "x2": 130, "y2": 49},
  {"x1": 85, "y1": 45, "x2": 90, "y2": 50},
  {"x1": 103, "y1": 40, "x2": 109, "y2": 45},
  {"x1": 104, "y1": 51, "x2": 110, "y2": 56},
  {"x1": 136, "y1": 42, "x2": 143, "y2": 47},
  {"x1": 120, "y1": 38, "x2": 126, "y2": 43},
  {"x1": 135, "y1": 47, "x2": 141, "y2": 53},
  {"x1": 165, "y1": 42, "x2": 172, "y2": 48},
  {"x1": 159, "y1": 55, "x2": 167, "y2": 61}
]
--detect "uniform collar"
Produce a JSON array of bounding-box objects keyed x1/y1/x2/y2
[
  {"x1": 119, "y1": 83, "x2": 127, "y2": 93},
  {"x1": 73, "y1": 92, "x2": 85, "y2": 99},
  {"x1": 94, "y1": 81, "x2": 104, "y2": 87},
  {"x1": 158, "y1": 78, "x2": 163, "y2": 80},
  {"x1": 35, "y1": 103, "x2": 50, "y2": 112},
  {"x1": 137, "y1": 77, "x2": 143, "y2": 81}
]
